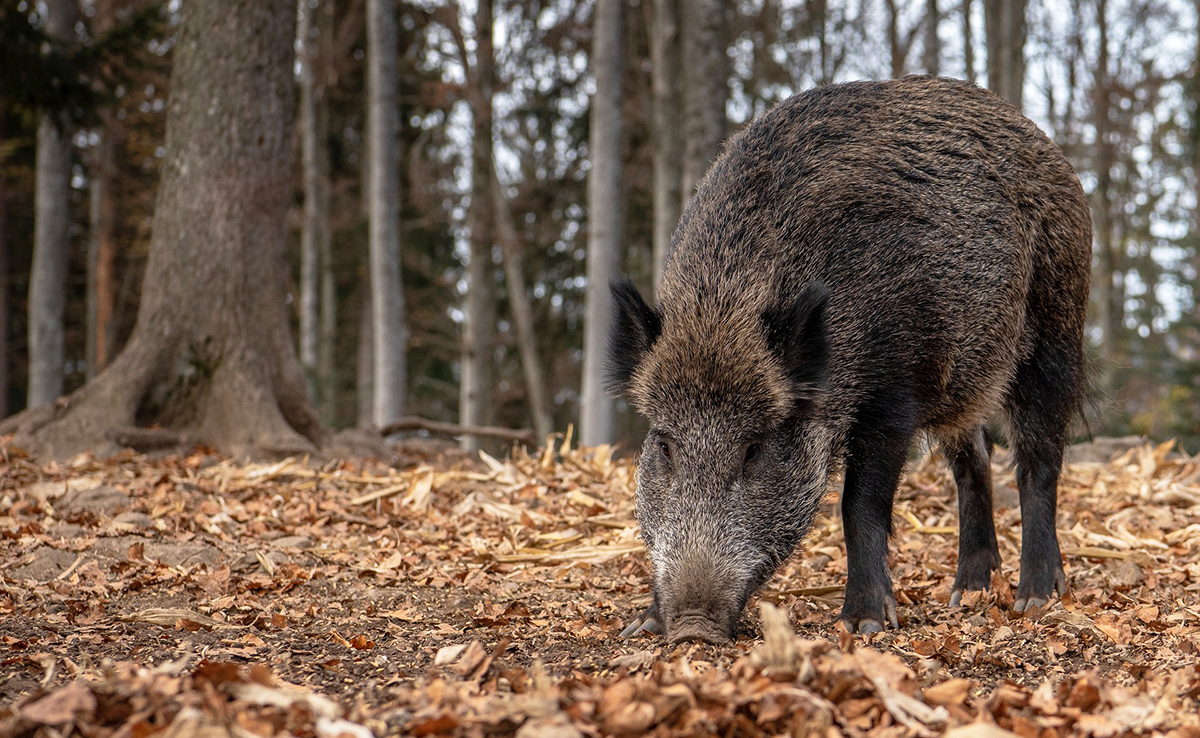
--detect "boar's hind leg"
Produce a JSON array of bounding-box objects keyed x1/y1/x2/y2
[
  {"x1": 1007, "y1": 341, "x2": 1075, "y2": 612},
  {"x1": 945, "y1": 426, "x2": 1003, "y2": 606},
  {"x1": 839, "y1": 424, "x2": 913, "y2": 633}
]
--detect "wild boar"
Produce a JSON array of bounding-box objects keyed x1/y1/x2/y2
[{"x1": 609, "y1": 76, "x2": 1091, "y2": 643}]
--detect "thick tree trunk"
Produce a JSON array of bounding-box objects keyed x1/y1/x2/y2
[
  {"x1": 680, "y1": 0, "x2": 728, "y2": 209},
  {"x1": 29, "y1": 0, "x2": 78, "y2": 408},
  {"x1": 580, "y1": 0, "x2": 625, "y2": 446},
  {"x1": 962, "y1": 0, "x2": 976, "y2": 82},
  {"x1": 924, "y1": 0, "x2": 940, "y2": 76},
  {"x1": 366, "y1": 0, "x2": 408, "y2": 427},
  {"x1": 492, "y1": 170, "x2": 552, "y2": 442},
  {"x1": 298, "y1": 0, "x2": 322, "y2": 396},
  {"x1": 984, "y1": 0, "x2": 1026, "y2": 109},
  {"x1": 460, "y1": 0, "x2": 497, "y2": 453},
  {"x1": 649, "y1": 0, "x2": 682, "y2": 292},
  {"x1": 3, "y1": 0, "x2": 324, "y2": 459}
]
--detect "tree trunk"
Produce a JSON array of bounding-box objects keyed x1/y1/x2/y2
[
  {"x1": 0, "y1": 102, "x2": 8, "y2": 419},
  {"x1": 680, "y1": 0, "x2": 728, "y2": 209},
  {"x1": 984, "y1": 0, "x2": 1026, "y2": 109},
  {"x1": 962, "y1": 0, "x2": 976, "y2": 82},
  {"x1": 1092, "y1": 0, "x2": 1118, "y2": 390},
  {"x1": 924, "y1": 0, "x2": 940, "y2": 76},
  {"x1": 317, "y1": 0, "x2": 336, "y2": 424},
  {"x1": 460, "y1": 0, "x2": 496, "y2": 453},
  {"x1": 366, "y1": 0, "x2": 407, "y2": 427},
  {"x1": 580, "y1": 0, "x2": 625, "y2": 446},
  {"x1": 2, "y1": 0, "x2": 324, "y2": 460},
  {"x1": 87, "y1": 110, "x2": 118, "y2": 379},
  {"x1": 87, "y1": 0, "x2": 118, "y2": 380},
  {"x1": 884, "y1": 0, "x2": 905, "y2": 78},
  {"x1": 649, "y1": 0, "x2": 682, "y2": 293},
  {"x1": 29, "y1": 0, "x2": 78, "y2": 408},
  {"x1": 357, "y1": 274, "x2": 375, "y2": 427},
  {"x1": 492, "y1": 170, "x2": 552, "y2": 442},
  {"x1": 298, "y1": 0, "x2": 322, "y2": 397}
]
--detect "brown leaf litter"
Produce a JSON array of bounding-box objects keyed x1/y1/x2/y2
[{"x1": 1, "y1": 435, "x2": 1199, "y2": 737}]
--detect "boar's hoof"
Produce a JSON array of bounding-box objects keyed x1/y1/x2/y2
[
  {"x1": 840, "y1": 597, "x2": 899, "y2": 634},
  {"x1": 1012, "y1": 596, "x2": 1049, "y2": 612},
  {"x1": 1013, "y1": 565, "x2": 1067, "y2": 612},
  {"x1": 667, "y1": 614, "x2": 732, "y2": 645},
  {"x1": 619, "y1": 605, "x2": 663, "y2": 638}
]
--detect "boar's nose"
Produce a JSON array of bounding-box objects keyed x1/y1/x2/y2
[{"x1": 668, "y1": 612, "x2": 734, "y2": 645}]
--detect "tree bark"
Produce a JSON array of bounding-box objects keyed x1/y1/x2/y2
[
  {"x1": 366, "y1": 0, "x2": 408, "y2": 427},
  {"x1": 298, "y1": 0, "x2": 322, "y2": 397},
  {"x1": 87, "y1": 0, "x2": 118, "y2": 380},
  {"x1": 580, "y1": 0, "x2": 625, "y2": 446},
  {"x1": 0, "y1": 102, "x2": 8, "y2": 419},
  {"x1": 317, "y1": 0, "x2": 336, "y2": 424},
  {"x1": 2, "y1": 0, "x2": 324, "y2": 460},
  {"x1": 962, "y1": 0, "x2": 976, "y2": 82},
  {"x1": 460, "y1": 0, "x2": 497, "y2": 453},
  {"x1": 884, "y1": 0, "x2": 905, "y2": 78},
  {"x1": 680, "y1": 0, "x2": 728, "y2": 209},
  {"x1": 649, "y1": 0, "x2": 682, "y2": 293},
  {"x1": 491, "y1": 170, "x2": 552, "y2": 442},
  {"x1": 984, "y1": 0, "x2": 1026, "y2": 109},
  {"x1": 29, "y1": 0, "x2": 78, "y2": 408},
  {"x1": 924, "y1": 0, "x2": 940, "y2": 76},
  {"x1": 1092, "y1": 0, "x2": 1118, "y2": 390},
  {"x1": 87, "y1": 110, "x2": 118, "y2": 379},
  {"x1": 357, "y1": 274, "x2": 375, "y2": 427}
]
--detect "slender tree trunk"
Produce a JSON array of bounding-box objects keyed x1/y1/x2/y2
[
  {"x1": 963, "y1": 0, "x2": 976, "y2": 82},
  {"x1": 298, "y1": 0, "x2": 321, "y2": 396},
  {"x1": 924, "y1": 0, "x2": 940, "y2": 75},
  {"x1": 2, "y1": 0, "x2": 324, "y2": 459},
  {"x1": 580, "y1": 0, "x2": 625, "y2": 446},
  {"x1": 87, "y1": 111, "x2": 118, "y2": 378},
  {"x1": 492, "y1": 170, "x2": 552, "y2": 442},
  {"x1": 650, "y1": 0, "x2": 682, "y2": 293},
  {"x1": 0, "y1": 103, "x2": 8, "y2": 419},
  {"x1": 317, "y1": 0, "x2": 336, "y2": 424},
  {"x1": 357, "y1": 275, "x2": 374, "y2": 427},
  {"x1": 29, "y1": 0, "x2": 77, "y2": 408},
  {"x1": 884, "y1": 0, "x2": 905, "y2": 78},
  {"x1": 1092, "y1": 0, "x2": 1118, "y2": 389},
  {"x1": 984, "y1": 0, "x2": 1026, "y2": 109},
  {"x1": 460, "y1": 0, "x2": 496, "y2": 453},
  {"x1": 680, "y1": 0, "x2": 728, "y2": 209},
  {"x1": 366, "y1": 0, "x2": 407, "y2": 427}
]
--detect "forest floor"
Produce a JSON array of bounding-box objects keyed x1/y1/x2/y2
[{"x1": 0, "y1": 434, "x2": 1198, "y2": 738}]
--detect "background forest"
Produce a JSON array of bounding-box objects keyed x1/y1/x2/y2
[{"x1": 1, "y1": 0, "x2": 1199, "y2": 455}]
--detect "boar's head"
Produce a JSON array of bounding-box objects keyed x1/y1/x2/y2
[{"x1": 607, "y1": 277, "x2": 832, "y2": 644}]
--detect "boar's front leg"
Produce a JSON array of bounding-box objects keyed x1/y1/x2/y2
[
  {"x1": 839, "y1": 420, "x2": 914, "y2": 633},
  {"x1": 946, "y1": 426, "x2": 1003, "y2": 605}
]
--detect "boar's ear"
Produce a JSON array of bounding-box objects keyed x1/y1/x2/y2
[
  {"x1": 606, "y1": 277, "x2": 663, "y2": 396},
  {"x1": 762, "y1": 283, "x2": 830, "y2": 413}
]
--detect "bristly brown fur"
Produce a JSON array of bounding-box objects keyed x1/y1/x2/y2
[{"x1": 610, "y1": 76, "x2": 1092, "y2": 642}]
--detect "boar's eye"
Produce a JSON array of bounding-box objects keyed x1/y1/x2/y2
[
  {"x1": 659, "y1": 441, "x2": 672, "y2": 462},
  {"x1": 744, "y1": 443, "x2": 761, "y2": 467}
]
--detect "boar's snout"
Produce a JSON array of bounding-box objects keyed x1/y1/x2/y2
[
  {"x1": 654, "y1": 547, "x2": 758, "y2": 644},
  {"x1": 668, "y1": 612, "x2": 733, "y2": 645}
]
